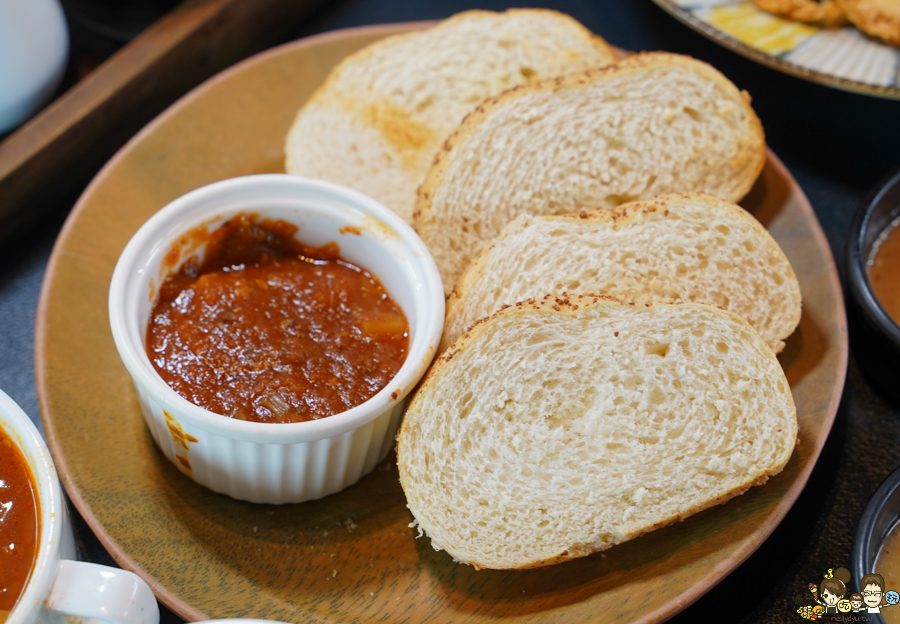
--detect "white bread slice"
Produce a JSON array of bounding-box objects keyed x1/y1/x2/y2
[
  {"x1": 442, "y1": 193, "x2": 801, "y2": 354},
  {"x1": 398, "y1": 295, "x2": 797, "y2": 570},
  {"x1": 284, "y1": 9, "x2": 618, "y2": 224},
  {"x1": 414, "y1": 52, "x2": 767, "y2": 294}
]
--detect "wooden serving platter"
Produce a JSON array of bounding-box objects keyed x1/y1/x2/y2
[{"x1": 36, "y1": 22, "x2": 848, "y2": 623}]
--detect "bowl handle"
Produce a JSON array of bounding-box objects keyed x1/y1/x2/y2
[{"x1": 45, "y1": 560, "x2": 159, "y2": 624}]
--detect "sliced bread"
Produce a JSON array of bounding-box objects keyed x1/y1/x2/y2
[
  {"x1": 442, "y1": 193, "x2": 801, "y2": 354},
  {"x1": 284, "y1": 9, "x2": 618, "y2": 224},
  {"x1": 398, "y1": 295, "x2": 797, "y2": 569},
  {"x1": 413, "y1": 52, "x2": 767, "y2": 293}
]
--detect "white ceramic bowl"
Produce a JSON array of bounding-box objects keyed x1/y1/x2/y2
[
  {"x1": 109, "y1": 175, "x2": 444, "y2": 504},
  {"x1": 0, "y1": 388, "x2": 158, "y2": 624}
]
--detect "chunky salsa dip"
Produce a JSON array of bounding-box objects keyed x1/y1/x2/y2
[
  {"x1": 146, "y1": 213, "x2": 409, "y2": 424},
  {"x1": 0, "y1": 429, "x2": 39, "y2": 621}
]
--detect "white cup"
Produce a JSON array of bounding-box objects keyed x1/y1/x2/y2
[{"x1": 0, "y1": 388, "x2": 159, "y2": 624}]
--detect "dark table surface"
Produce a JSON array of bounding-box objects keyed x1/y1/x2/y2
[{"x1": 2, "y1": 1, "x2": 899, "y2": 622}]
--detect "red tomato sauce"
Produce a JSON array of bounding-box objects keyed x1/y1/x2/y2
[
  {"x1": 0, "y1": 430, "x2": 39, "y2": 619},
  {"x1": 146, "y1": 213, "x2": 409, "y2": 423}
]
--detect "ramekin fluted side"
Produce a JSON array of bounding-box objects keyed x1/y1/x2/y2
[{"x1": 136, "y1": 378, "x2": 405, "y2": 503}]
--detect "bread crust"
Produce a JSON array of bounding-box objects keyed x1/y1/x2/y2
[
  {"x1": 442, "y1": 192, "x2": 802, "y2": 354},
  {"x1": 399, "y1": 295, "x2": 797, "y2": 569}
]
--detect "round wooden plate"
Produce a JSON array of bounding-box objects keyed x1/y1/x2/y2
[{"x1": 36, "y1": 22, "x2": 848, "y2": 624}]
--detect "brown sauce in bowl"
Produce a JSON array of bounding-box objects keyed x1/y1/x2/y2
[
  {"x1": 874, "y1": 525, "x2": 900, "y2": 622},
  {"x1": 146, "y1": 213, "x2": 409, "y2": 423},
  {"x1": 0, "y1": 430, "x2": 39, "y2": 620},
  {"x1": 869, "y1": 215, "x2": 900, "y2": 326}
]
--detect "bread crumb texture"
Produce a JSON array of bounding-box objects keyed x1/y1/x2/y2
[
  {"x1": 285, "y1": 9, "x2": 617, "y2": 223},
  {"x1": 443, "y1": 193, "x2": 801, "y2": 353},
  {"x1": 398, "y1": 297, "x2": 796, "y2": 569},
  {"x1": 415, "y1": 52, "x2": 766, "y2": 293}
]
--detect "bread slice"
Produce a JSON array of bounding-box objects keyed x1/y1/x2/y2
[
  {"x1": 284, "y1": 9, "x2": 618, "y2": 224},
  {"x1": 398, "y1": 295, "x2": 797, "y2": 570},
  {"x1": 442, "y1": 193, "x2": 801, "y2": 354},
  {"x1": 413, "y1": 52, "x2": 767, "y2": 294}
]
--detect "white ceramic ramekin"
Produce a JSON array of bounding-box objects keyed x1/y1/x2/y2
[
  {"x1": 109, "y1": 175, "x2": 444, "y2": 504},
  {"x1": 0, "y1": 388, "x2": 158, "y2": 624}
]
